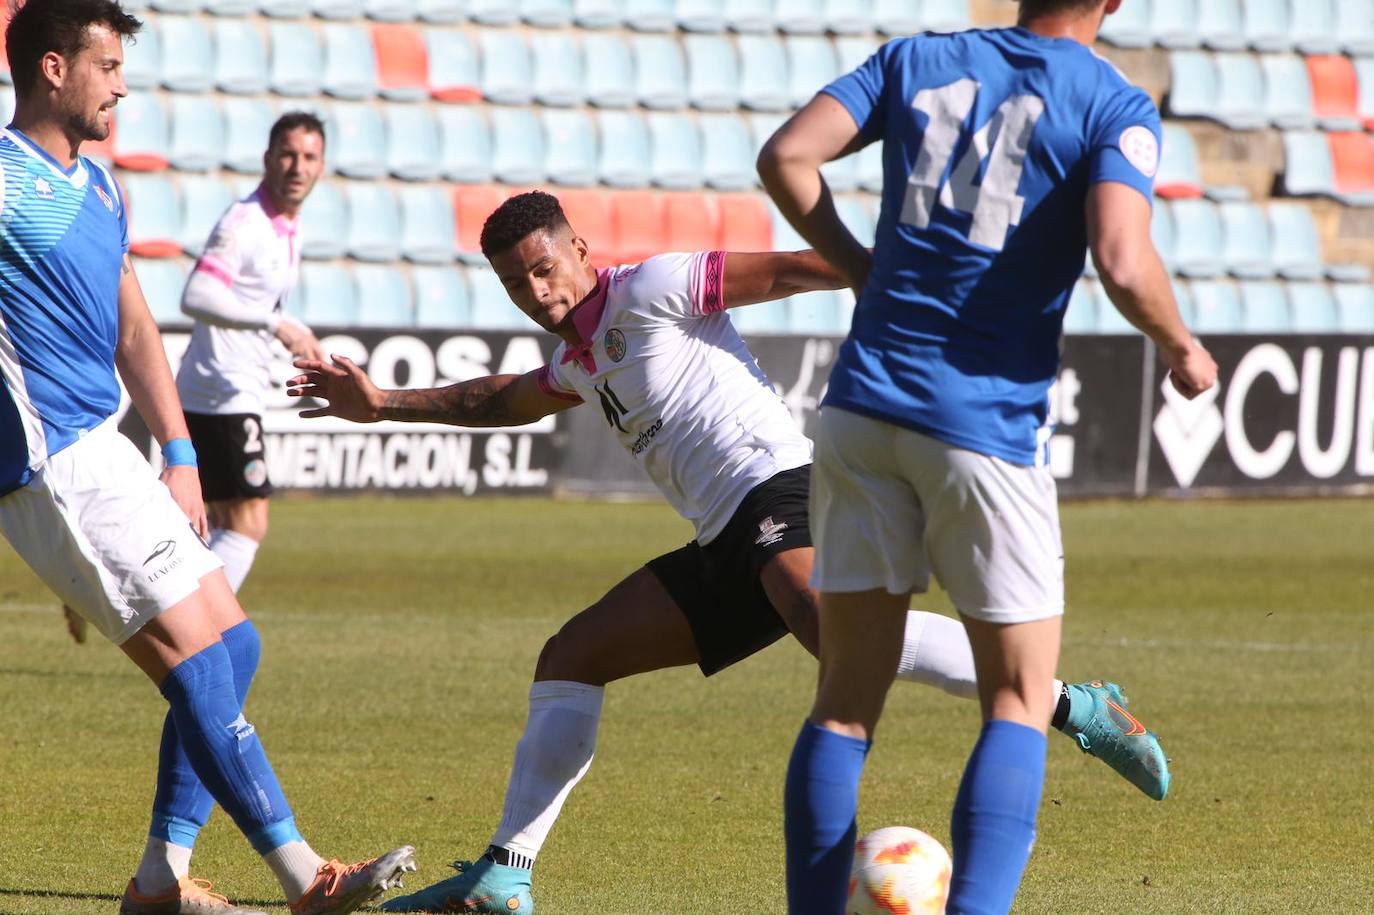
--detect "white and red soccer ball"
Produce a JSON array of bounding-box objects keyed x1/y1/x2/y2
[{"x1": 847, "y1": 826, "x2": 952, "y2": 915}]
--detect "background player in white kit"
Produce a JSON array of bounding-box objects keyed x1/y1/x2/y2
[
  {"x1": 287, "y1": 192, "x2": 1171, "y2": 915},
  {"x1": 176, "y1": 112, "x2": 326, "y2": 593}
]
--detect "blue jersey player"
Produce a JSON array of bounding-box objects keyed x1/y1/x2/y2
[
  {"x1": 0, "y1": 3, "x2": 414, "y2": 913},
  {"x1": 759, "y1": 1, "x2": 1217, "y2": 912}
]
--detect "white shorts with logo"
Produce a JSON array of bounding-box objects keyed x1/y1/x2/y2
[
  {"x1": 0, "y1": 417, "x2": 222, "y2": 645},
  {"x1": 810, "y1": 407, "x2": 1064, "y2": 624}
]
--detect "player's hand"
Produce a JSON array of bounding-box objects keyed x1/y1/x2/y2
[
  {"x1": 287, "y1": 354, "x2": 384, "y2": 422},
  {"x1": 1165, "y1": 339, "x2": 1219, "y2": 400},
  {"x1": 276, "y1": 316, "x2": 325, "y2": 363},
  {"x1": 161, "y1": 464, "x2": 210, "y2": 540}
]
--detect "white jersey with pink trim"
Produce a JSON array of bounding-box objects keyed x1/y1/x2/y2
[
  {"x1": 175, "y1": 187, "x2": 301, "y2": 415},
  {"x1": 539, "y1": 252, "x2": 812, "y2": 544}
]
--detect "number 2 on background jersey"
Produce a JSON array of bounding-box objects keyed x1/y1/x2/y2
[{"x1": 900, "y1": 79, "x2": 1046, "y2": 252}]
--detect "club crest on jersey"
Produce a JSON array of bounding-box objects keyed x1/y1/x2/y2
[
  {"x1": 604, "y1": 328, "x2": 627, "y2": 363},
  {"x1": 33, "y1": 177, "x2": 54, "y2": 201},
  {"x1": 94, "y1": 184, "x2": 114, "y2": 212},
  {"x1": 1119, "y1": 126, "x2": 1159, "y2": 178}
]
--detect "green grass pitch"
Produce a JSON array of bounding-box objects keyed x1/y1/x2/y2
[{"x1": 1, "y1": 496, "x2": 1370, "y2": 914}]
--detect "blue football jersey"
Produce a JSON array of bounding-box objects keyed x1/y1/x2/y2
[
  {"x1": 0, "y1": 127, "x2": 129, "y2": 495},
  {"x1": 820, "y1": 28, "x2": 1161, "y2": 466}
]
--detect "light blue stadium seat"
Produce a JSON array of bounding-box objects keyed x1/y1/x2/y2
[
  {"x1": 524, "y1": 0, "x2": 575, "y2": 27},
  {"x1": 413, "y1": 266, "x2": 471, "y2": 327},
  {"x1": 426, "y1": 30, "x2": 479, "y2": 101},
  {"x1": 205, "y1": 0, "x2": 256, "y2": 13},
  {"x1": 468, "y1": 266, "x2": 524, "y2": 329},
  {"x1": 1281, "y1": 131, "x2": 1337, "y2": 197},
  {"x1": 1236, "y1": 280, "x2": 1289, "y2": 331},
  {"x1": 112, "y1": 93, "x2": 170, "y2": 171},
  {"x1": 1214, "y1": 52, "x2": 1266, "y2": 130},
  {"x1": 469, "y1": 0, "x2": 519, "y2": 23},
  {"x1": 300, "y1": 264, "x2": 360, "y2": 327},
  {"x1": 532, "y1": 33, "x2": 585, "y2": 108},
  {"x1": 597, "y1": 110, "x2": 652, "y2": 187},
  {"x1": 835, "y1": 196, "x2": 874, "y2": 247},
  {"x1": 1336, "y1": 0, "x2": 1374, "y2": 55},
  {"x1": 1098, "y1": 0, "x2": 1152, "y2": 47},
  {"x1": 1063, "y1": 280, "x2": 1102, "y2": 334},
  {"x1": 835, "y1": 36, "x2": 878, "y2": 73},
  {"x1": 1199, "y1": 0, "x2": 1246, "y2": 50},
  {"x1": 1268, "y1": 202, "x2": 1326, "y2": 280},
  {"x1": 268, "y1": 22, "x2": 322, "y2": 96},
  {"x1": 770, "y1": 201, "x2": 806, "y2": 251},
  {"x1": 159, "y1": 16, "x2": 214, "y2": 92},
  {"x1": 543, "y1": 109, "x2": 599, "y2": 186},
  {"x1": 137, "y1": 259, "x2": 192, "y2": 325},
  {"x1": 787, "y1": 36, "x2": 839, "y2": 108},
  {"x1": 1172, "y1": 279, "x2": 1197, "y2": 328},
  {"x1": 1356, "y1": 57, "x2": 1374, "y2": 126},
  {"x1": 1150, "y1": 0, "x2": 1201, "y2": 48},
  {"x1": 417, "y1": 0, "x2": 466, "y2": 22},
  {"x1": 822, "y1": 0, "x2": 870, "y2": 34},
  {"x1": 625, "y1": 0, "x2": 675, "y2": 30},
  {"x1": 260, "y1": 0, "x2": 311, "y2": 17},
  {"x1": 1220, "y1": 201, "x2": 1275, "y2": 279},
  {"x1": 480, "y1": 32, "x2": 534, "y2": 105},
  {"x1": 856, "y1": 141, "x2": 884, "y2": 193},
  {"x1": 124, "y1": 174, "x2": 182, "y2": 257},
  {"x1": 123, "y1": 19, "x2": 161, "y2": 90},
  {"x1": 633, "y1": 35, "x2": 689, "y2": 109},
  {"x1": 1191, "y1": 279, "x2": 1245, "y2": 331},
  {"x1": 1333, "y1": 281, "x2": 1374, "y2": 331},
  {"x1": 583, "y1": 34, "x2": 635, "y2": 108},
  {"x1": 1166, "y1": 51, "x2": 1218, "y2": 120},
  {"x1": 321, "y1": 24, "x2": 377, "y2": 99},
  {"x1": 169, "y1": 96, "x2": 225, "y2": 172},
  {"x1": 386, "y1": 105, "x2": 442, "y2": 181},
  {"x1": 437, "y1": 108, "x2": 493, "y2": 183},
  {"x1": 366, "y1": 0, "x2": 419, "y2": 22},
  {"x1": 776, "y1": 0, "x2": 825, "y2": 34},
  {"x1": 213, "y1": 20, "x2": 267, "y2": 94},
  {"x1": 685, "y1": 35, "x2": 740, "y2": 111},
  {"x1": 821, "y1": 151, "x2": 858, "y2": 193},
  {"x1": 677, "y1": 0, "x2": 727, "y2": 32},
  {"x1": 748, "y1": 112, "x2": 788, "y2": 179},
  {"x1": 299, "y1": 180, "x2": 348, "y2": 259},
  {"x1": 873, "y1": 0, "x2": 921, "y2": 35},
  {"x1": 648, "y1": 112, "x2": 704, "y2": 189},
  {"x1": 1327, "y1": 262, "x2": 1373, "y2": 284},
  {"x1": 1151, "y1": 199, "x2": 1176, "y2": 271},
  {"x1": 354, "y1": 265, "x2": 414, "y2": 327},
  {"x1": 729, "y1": 296, "x2": 790, "y2": 333},
  {"x1": 1170, "y1": 199, "x2": 1225, "y2": 278},
  {"x1": 699, "y1": 112, "x2": 754, "y2": 190},
  {"x1": 178, "y1": 175, "x2": 234, "y2": 255},
  {"x1": 738, "y1": 35, "x2": 790, "y2": 111},
  {"x1": 1243, "y1": 0, "x2": 1290, "y2": 51},
  {"x1": 313, "y1": 0, "x2": 366, "y2": 18},
  {"x1": 1285, "y1": 281, "x2": 1339, "y2": 331},
  {"x1": 788, "y1": 289, "x2": 848, "y2": 334},
  {"x1": 221, "y1": 97, "x2": 276, "y2": 174},
  {"x1": 1263, "y1": 54, "x2": 1316, "y2": 129},
  {"x1": 1290, "y1": 0, "x2": 1339, "y2": 55},
  {"x1": 331, "y1": 103, "x2": 387, "y2": 179},
  {"x1": 1157, "y1": 123, "x2": 1205, "y2": 195},
  {"x1": 724, "y1": 0, "x2": 772, "y2": 33},
  {"x1": 490, "y1": 107, "x2": 547, "y2": 185},
  {"x1": 574, "y1": 0, "x2": 624, "y2": 28},
  {"x1": 150, "y1": 0, "x2": 201, "y2": 14},
  {"x1": 346, "y1": 183, "x2": 402, "y2": 262},
  {"x1": 921, "y1": 0, "x2": 971, "y2": 32}
]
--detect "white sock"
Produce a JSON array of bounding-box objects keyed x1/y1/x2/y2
[
  {"x1": 263, "y1": 840, "x2": 326, "y2": 903},
  {"x1": 133, "y1": 836, "x2": 192, "y2": 895},
  {"x1": 894, "y1": 610, "x2": 979, "y2": 699},
  {"x1": 209, "y1": 528, "x2": 260, "y2": 593},
  {"x1": 489, "y1": 680, "x2": 604, "y2": 862}
]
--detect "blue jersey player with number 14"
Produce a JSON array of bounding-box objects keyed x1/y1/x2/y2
[{"x1": 759, "y1": 1, "x2": 1218, "y2": 913}]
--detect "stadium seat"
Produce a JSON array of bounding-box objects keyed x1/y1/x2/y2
[
  {"x1": 365, "y1": 0, "x2": 419, "y2": 22},
  {"x1": 221, "y1": 97, "x2": 276, "y2": 174},
  {"x1": 611, "y1": 191, "x2": 667, "y2": 263},
  {"x1": 1214, "y1": 53, "x2": 1266, "y2": 130},
  {"x1": 543, "y1": 109, "x2": 599, "y2": 186},
  {"x1": 178, "y1": 175, "x2": 233, "y2": 256},
  {"x1": 413, "y1": 265, "x2": 471, "y2": 327},
  {"x1": 729, "y1": 295, "x2": 789, "y2": 333},
  {"x1": 685, "y1": 35, "x2": 741, "y2": 111},
  {"x1": 330, "y1": 103, "x2": 387, "y2": 179},
  {"x1": 823, "y1": 0, "x2": 871, "y2": 35},
  {"x1": 1329, "y1": 132, "x2": 1374, "y2": 206},
  {"x1": 468, "y1": 0, "x2": 520, "y2": 24},
  {"x1": 1286, "y1": 281, "x2": 1340, "y2": 332},
  {"x1": 558, "y1": 189, "x2": 618, "y2": 264},
  {"x1": 921, "y1": 0, "x2": 972, "y2": 33},
  {"x1": 321, "y1": 24, "x2": 377, "y2": 99},
  {"x1": 137, "y1": 259, "x2": 192, "y2": 326},
  {"x1": 748, "y1": 111, "x2": 787, "y2": 164},
  {"x1": 124, "y1": 174, "x2": 182, "y2": 259},
  {"x1": 122, "y1": 17, "x2": 161, "y2": 90},
  {"x1": 724, "y1": 0, "x2": 773, "y2": 33},
  {"x1": 353, "y1": 265, "x2": 414, "y2": 327},
  {"x1": 453, "y1": 185, "x2": 507, "y2": 263},
  {"x1": 699, "y1": 112, "x2": 755, "y2": 190},
  {"x1": 663, "y1": 193, "x2": 719, "y2": 252},
  {"x1": 835, "y1": 196, "x2": 875, "y2": 247},
  {"x1": 788, "y1": 290, "x2": 848, "y2": 334},
  {"x1": 268, "y1": 22, "x2": 323, "y2": 97},
  {"x1": 523, "y1": 0, "x2": 575, "y2": 27},
  {"x1": 1063, "y1": 280, "x2": 1101, "y2": 335},
  {"x1": 426, "y1": 30, "x2": 480, "y2": 103},
  {"x1": 1358, "y1": 57, "x2": 1374, "y2": 129},
  {"x1": 159, "y1": 16, "x2": 214, "y2": 93},
  {"x1": 169, "y1": 96, "x2": 225, "y2": 173},
  {"x1": 625, "y1": 0, "x2": 676, "y2": 30},
  {"x1": 1237, "y1": 280, "x2": 1290, "y2": 332},
  {"x1": 597, "y1": 110, "x2": 653, "y2": 188},
  {"x1": 490, "y1": 108, "x2": 547, "y2": 185},
  {"x1": 835, "y1": 36, "x2": 878, "y2": 74},
  {"x1": 386, "y1": 105, "x2": 442, "y2": 181},
  {"x1": 1199, "y1": 0, "x2": 1247, "y2": 50},
  {"x1": 299, "y1": 263, "x2": 360, "y2": 327},
  {"x1": 1308, "y1": 55, "x2": 1363, "y2": 131},
  {"x1": 1268, "y1": 203, "x2": 1326, "y2": 280},
  {"x1": 1281, "y1": 130, "x2": 1337, "y2": 197},
  {"x1": 313, "y1": 0, "x2": 366, "y2": 19},
  {"x1": 769, "y1": 202, "x2": 806, "y2": 252},
  {"x1": 416, "y1": 0, "x2": 466, "y2": 22},
  {"x1": 1190, "y1": 279, "x2": 1245, "y2": 332},
  {"x1": 787, "y1": 36, "x2": 839, "y2": 108},
  {"x1": 1333, "y1": 281, "x2": 1374, "y2": 331},
  {"x1": 1156, "y1": 124, "x2": 1205, "y2": 198},
  {"x1": 1290, "y1": 0, "x2": 1340, "y2": 55},
  {"x1": 648, "y1": 113, "x2": 704, "y2": 189},
  {"x1": 1170, "y1": 199, "x2": 1226, "y2": 278},
  {"x1": 205, "y1": 0, "x2": 257, "y2": 14},
  {"x1": 574, "y1": 0, "x2": 624, "y2": 29},
  {"x1": 437, "y1": 107, "x2": 493, "y2": 183},
  {"x1": 299, "y1": 180, "x2": 348, "y2": 259},
  {"x1": 480, "y1": 32, "x2": 534, "y2": 105},
  {"x1": 1151, "y1": 0, "x2": 1202, "y2": 49},
  {"x1": 346, "y1": 183, "x2": 402, "y2": 262},
  {"x1": 583, "y1": 34, "x2": 636, "y2": 108},
  {"x1": 820, "y1": 151, "x2": 858, "y2": 193},
  {"x1": 113, "y1": 93, "x2": 169, "y2": 172},
  {"x1": 1262, "y1": 54, "x2": 1316, "y2": 129},
  {"x1": 1336, "y1": 0, "x2": 1374, "y2": 55},
  {"x1": 872, "y1": 0, "x2": 921, "y2": 35},
  {"x1": 775, "y1": 0, "x2": 825, "y2": 34},
  {"x1": 1220, "y1": 201, "x2": 1276, "y2": 278},
  {"x1": 677, "y1": 0, "x2": 727, "y2": 33},
  {"x1": 260, "y1": 0, "x2": 311, "y2": 17},
  {"x1": 532, "y1": 32, "x2": 586, "y2": 108},
  {"x1": 1166, "y1": 52, "x2": 1218, "y2": 121},
  {"x1": 371, "y1": 24, "x2": 428, "y2": 102},
  {"x1": 738, "y1": 35, "x2": 790, "y2": 111},
  {"x1": 632, "y1": 36, "x2": 689, "y2": 109},
  {"x1": 716, "y1": 193, "x2": 772, "y2": 250},
  {"x1": 467, "y1": 265, "x2": 524, "y2": 329},
  {"x1": 1242, "y1": 0, "x2": 1290, "y2": 51},
  {"x1": 1097, "y1": 0, "x2": 1152, "y2": 47},
  {"x1": 213, "y1": 20, "x2": 268, "y2": 95}
]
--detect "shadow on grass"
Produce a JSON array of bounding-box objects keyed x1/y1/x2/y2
[
  {"x1": 0, "y1": 666, "x2": 126, "y2": 681},
  {"x1": 0, "y1": 886, "x2": 284, "y2": 911}
]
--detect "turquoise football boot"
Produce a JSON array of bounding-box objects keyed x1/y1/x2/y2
[
  {"x1": 1063, "y1": 680, "x2": 1172, "y2": 801},
  {"x1": 378, "y1": 858, "x2": 533, "y2": 914}
]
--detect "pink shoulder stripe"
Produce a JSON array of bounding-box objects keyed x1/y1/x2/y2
[{"x1": 194, "y1": 255, "x2": 235, "y2": 287}]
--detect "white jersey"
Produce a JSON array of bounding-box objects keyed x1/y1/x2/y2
[
  {"x1": 538, "y1": 252, "x2": 812, "y2": 544},
  {"x1": 176, "y1": 186, "x2": 301, "y2": 416}
]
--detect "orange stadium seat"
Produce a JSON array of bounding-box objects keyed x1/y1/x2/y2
[
  {"x1": 453, "y1": 185, "x2": 507, "y2": 260},
  {"x1": 715, "y1": 194, "x2": 772, "y2": 251},
  {"x1": 1328, "y1": 132, "x2": 1374, "y2": 205},
  {"x1": 611, "y1": 191, "x2": 667, "y2": 264},
  {"x1": 664, "y1": 193, "x2": 719, "y2": 253},
  {"x1": 1307, "y1": 54, "x2": 1362, "y2": 131},
  {"x1": 558, "y1": 189, "x2": 618, "y2": 266},
  {"x1": 371, "y1": 24, "x2": 429, "y2": 102}
]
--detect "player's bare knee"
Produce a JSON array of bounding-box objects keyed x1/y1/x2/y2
[{"x1": 534, "y1": 625, "x2": 604, "y2": 685}]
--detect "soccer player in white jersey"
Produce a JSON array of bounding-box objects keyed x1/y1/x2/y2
[
  {"x1": 759, "y1": 1, "x2": 1219, "y2": 911},
  {"x1": 176, "y1": 111, "x2": 326, "y2": 594},
  {"x1": 288, "y1": 191, "x2": 1173, "y2": 914},
  {"x1": 0, "y1": 4, "x2": 414, "y2": 914}
]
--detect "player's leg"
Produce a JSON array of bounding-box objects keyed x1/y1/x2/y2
[{"x1": 206, "y1": 498, "x2": 269, "y2": 594}]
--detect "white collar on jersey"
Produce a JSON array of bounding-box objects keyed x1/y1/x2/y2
[{"x1": 2, "y1": 126, "x2": 91, "y2": 189}]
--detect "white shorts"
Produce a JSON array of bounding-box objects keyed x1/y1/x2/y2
[
  {"x1": 0, "y1": 417, "x2": 222, "y2": 645},
  {"x1": 810, "y1": 407, "x2": 1064, "y2": 624}
]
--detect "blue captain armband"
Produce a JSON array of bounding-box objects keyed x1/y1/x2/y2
[{"x1": 162, "y1": 438, "x2": 198, "y2": 467}]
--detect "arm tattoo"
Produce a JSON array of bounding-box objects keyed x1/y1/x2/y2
[{"x1": 378, "y1": 376, "x2": 520, "y2": 427}]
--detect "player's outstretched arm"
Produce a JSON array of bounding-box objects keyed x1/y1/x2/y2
[
  {"x1": 288, "y1": 356, "x2": 576, "y2": 427},
  {"x1": 719, "y1": 250, "x2": 852, "y2": 309},
  {"x1": 1087, "y1": 183, "x2": 1218, "y2": 399}
]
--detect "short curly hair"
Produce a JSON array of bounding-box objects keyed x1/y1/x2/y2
[{"x1": 480, "y1": 191, "x2": 570, "y2": 259}]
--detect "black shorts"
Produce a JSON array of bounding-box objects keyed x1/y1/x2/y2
[
  {"x1": 645, "y1": 465, "x2": 812, "y2": 677},
  {"x1": 183, "y1": 411, "x2": 273, "y2": 502}
]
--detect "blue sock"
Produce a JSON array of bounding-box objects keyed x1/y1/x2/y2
[
  {"x1": 784, "y1": 721, "x2": 870, "y2": 915},
  {"x1": 947, "y1": 720, "x2": 1047, "y2": 915},
  {"x1": 159, "y1": 640, "x2": 300, "y2": 855},
  {"x1": 150, "y1": 621, "x2": 262, "y2": 848}
]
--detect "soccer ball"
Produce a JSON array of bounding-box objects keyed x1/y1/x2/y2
[{"x1": 847, "y1": 826, "x2": 952, "y2": 915}]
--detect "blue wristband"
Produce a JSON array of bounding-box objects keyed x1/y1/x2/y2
[{"x1": 162, "y1": 438, "x2": 198, "y2": 467}]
